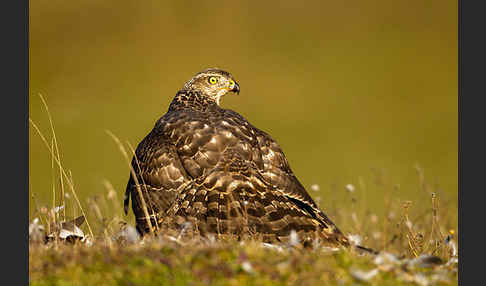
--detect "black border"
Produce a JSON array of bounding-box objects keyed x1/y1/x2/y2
[
  {"x1": 459, "y1": 0, "x2": 486, "y2": 284},
  {"x1": 2, "y1": 0, "x2": 29, "y2": 284}
]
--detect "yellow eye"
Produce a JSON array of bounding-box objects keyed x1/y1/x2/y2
[
  {"x1": 229, "y1": 79, "x2": 235, "y2": 87},
  {"x1": 208, "y1": 76, "x2": 218, "y2": 84}
]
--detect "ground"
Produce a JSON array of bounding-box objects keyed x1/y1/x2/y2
[{"x1": 29, "y1": 100, "x2": 458, "y2": 285}]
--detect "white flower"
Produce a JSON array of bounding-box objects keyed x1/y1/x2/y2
[
  {"x1": 449, "y1": 240, "x2": 458, "y2": 257},
  {"x1": 117, "y1": 225, "x2": 140, "y2": 244},
  {"x1": 241, "y1": 261, "x2": 254, "y2": 274},
  {"x1": 261, "y1": 243, "x2": 284, "y2": 252},
  {"x1": 350, "y1": 268, "x2": 379, "y2": 282},
  {"x1": 445, "y1": 257, "x2": 458, "y2": 267},
  {"x1": 373, "y1": 252, "x2": 400, "y2": 266},
  {"x1": 289, "y1": 230, "x2": 300, "y2": 246},
  {"x1": 345, "y1": 184, "x2": 355, "y2": 193},
  {"x1": 82, "y1": 235, "x2": 94, "y2": 246},
  {"x1": 413, "y1": 273, "x2": 430, "y2": 286},
  {"x1": 347, "y1": 234, "x2": 362, "y2": 246},
  {"x1": 53, "y1": 205, "x2": 65, "y2": 213},
  {"x1": 29, "y1": 218, "x2": 45, "y2": 243}
]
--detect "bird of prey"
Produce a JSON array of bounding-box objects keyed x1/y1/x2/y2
[{"x1": 124, "y1": 68, "x2": 350, "y2": 247}]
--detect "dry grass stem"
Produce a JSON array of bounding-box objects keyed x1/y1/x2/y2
[
  {"x1": 105, "y1": 130, "x2": 154, "y2": 235},
  {"x1": 39, "y1": 93, "x2": 66, "y2": 221},
  {"x1": 29, "y1": 118, "x2": 94, "y2": 238}
]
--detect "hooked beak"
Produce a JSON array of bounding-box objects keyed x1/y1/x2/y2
[{"x1": 230, "y1": 81, "x2": 240, "y2": 95}]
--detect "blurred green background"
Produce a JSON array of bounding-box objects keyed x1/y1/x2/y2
[{"x1": 29, "y1": 1, "x2": 457, "y2": 229}]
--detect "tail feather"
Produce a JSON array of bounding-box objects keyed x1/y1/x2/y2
[{"x1": 162, "y1": 170, "x2": 350, "y2": 246}]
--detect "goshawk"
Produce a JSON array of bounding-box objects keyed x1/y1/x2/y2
[{"x1": 124, "y1": 68, "x2": 350, "y2": 247}]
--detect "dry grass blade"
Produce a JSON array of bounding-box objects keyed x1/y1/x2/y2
[
  {"x1": 125, "y1": 141, "x2": 160, "y2": 232},
  {"x1": 31, "y1": 191, "x2": 48, "y2": 228},
  {"x1": 105, "y1": 130, "x2": 154, "y2": 235},
  {"x1": 38, "y1": 93, "x2": 66, "y2": 221},
  {"x1": 29, "y1": 118, "x2": 94, "y2": 238},
  {"x1": 402, "y1": 201, "x2": 420, "y2": 258},
  {"x1": 51, "y1": 137, "x2": 56, "y2": 220}
]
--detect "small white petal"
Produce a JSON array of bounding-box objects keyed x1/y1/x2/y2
[
  {"x1": 241, "y1": 261, "x2": 254, "y2": 274},
  {"x1": 289, "y1": 230, "x2": 299, "y2": 246},
  {"x1": 53, "y1": 205, "x2": 65, "y2": 213},
  {"x1": 345, "y1": 184, "x2": 355, "y2": 193},
  {"x1": 350, "y1": 268, "x2": 379, "y2": 282},
  {"x1": 348, "y1": 234, "x2": 362, "y2": 246},
  {"x1": 261, "y1": 243, "x2": 284, "y2": 252},
  {"x1": 414, "y1": 273, "x2": 430, "y2": 286},
  {"x1": 117, "y1": 225, "x2": 140, "y2": 243},
  {"x1": 373, "y1": 252, "x2": 400, "y2": 266}
]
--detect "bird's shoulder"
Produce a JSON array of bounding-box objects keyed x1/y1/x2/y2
[{"x1": 158, "y1": 107, "x2": 258, "y2": 144}]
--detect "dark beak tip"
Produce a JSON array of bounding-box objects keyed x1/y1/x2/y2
[{"x1": 233, "y1": 83, "x2": 240, "y2": 95}]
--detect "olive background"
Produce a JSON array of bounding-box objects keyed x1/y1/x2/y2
[{"x1": 29, "y1": 1, "x2": 457, "y2": 228}]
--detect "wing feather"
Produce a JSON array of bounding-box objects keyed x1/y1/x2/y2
[
  {"x1": 124, "y1": 118, "x2": 192, "y2": 233},
  {"x1": 221, "y1": 110, "x2": 347, "y2": 243}
]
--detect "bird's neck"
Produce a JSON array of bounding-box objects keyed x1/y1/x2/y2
[{"x1": 168, "y1": 90, "x2": 218, "y2": 112}]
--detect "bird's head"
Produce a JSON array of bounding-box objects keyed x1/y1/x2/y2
[{"x1": 181, "y1": 68, "x2": 240, "y2": 105}]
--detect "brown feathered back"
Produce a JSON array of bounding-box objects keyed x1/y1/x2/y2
[{"x1": 124, "y1": 69, "x2": 349, "y2": 247}]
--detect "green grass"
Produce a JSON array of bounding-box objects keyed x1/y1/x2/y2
[
  {"x1": 29, "y1": 193, "x2": 459, "y2": 285},
  {"x1": 29, "y1": 234, "x2": 457, "y2": 285}
]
